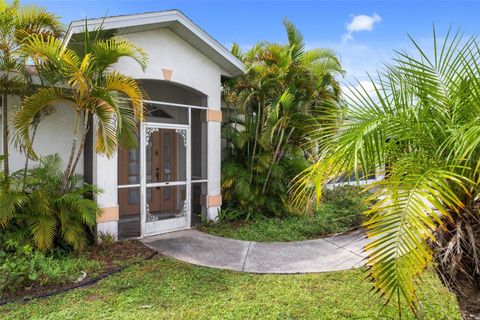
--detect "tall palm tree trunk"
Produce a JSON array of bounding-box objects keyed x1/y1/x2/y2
[
  {"x1": 2, "y1": 93, "x2": 9, "y2": 176},
  {"x1": 262, "y1": 127, "x2": 294, "y2": 194},
  {"x1": 22, "y1": 120, "x2": 39, "y2": 190},
  {"x1": 69, "y1": 111, "x2": 89, "y2": 179},
  {"x1": 63, "y1": 109, "x2": 81, "y2": 190},
  {"x1": 250, "y1": 102, "x2": 262, "y2": 183},
  {"x1": 262, "y1": 127, "x2": 286, "y2": 194}
]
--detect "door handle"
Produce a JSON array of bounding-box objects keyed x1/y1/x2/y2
[{"x1": 155, "y1": 168, "x2": 160, "y2": 189}]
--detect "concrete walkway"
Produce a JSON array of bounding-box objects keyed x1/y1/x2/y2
[{"x1": 142, "y1": 229, "x2": 371, "y2": 274}]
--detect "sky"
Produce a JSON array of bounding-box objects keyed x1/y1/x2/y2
[{"x1": 24, "y1": 0, "x2": 480, "y2": 87}]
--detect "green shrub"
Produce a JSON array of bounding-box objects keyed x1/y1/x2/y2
[
  {"x1": 97, "y1": 232, "x2": 115, "y2": 248},
  {"x1": 323, "y1": 185, "x2": 370, "y2": 210},
  {"x1": 203, "y1": 186, "x2": 370, "y2": 241},
  {"x1": 0, "y1": 154, "x2": 101, "y2": 251},
  {"x1": 318, "y1": 185, "x2": 371, "y2": 227},
  {"x1": 217, "y1": 207, "x2": 245, "y2": 221}
]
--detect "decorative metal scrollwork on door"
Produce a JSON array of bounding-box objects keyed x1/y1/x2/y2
[
  {"x1": 145, "y1": 127, "x2": 159, "y2": 147},
  {"x1": 146, "y1": 201, "x2": 188, "y2": 221},
  {"x1": 175, "y1": 129, "x2": 187, "y2": 147},
  {"x1": 176, "y1": 202, "x2": 188, "y2": 218},
  {"x1": 146, "y1": 203, "x2": 160, "y2": 222}
]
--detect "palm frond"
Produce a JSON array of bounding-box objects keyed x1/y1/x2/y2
[
  {"x1": 364, "y1": 163, "x2": 468, "y2": 311},
  {"x1": 102, "y1": 71, "x2": 144, "y2": 121},
  {"x1": 92, "y1": 36, "x2": 148, "y2": 72},
  {"x1": 292, "y1": 26, "x2": 480, "y2": 314},
  {"x1": 283, "y1": 18, "x2": 305, "y2": 62},
  {"x1": 14, "y1": 3, "x2": 63, "y2": 40},
  {"x1": 13, "y1": 87, "x2": 73, "y2": 159}
]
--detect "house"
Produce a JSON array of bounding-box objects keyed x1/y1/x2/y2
[{"x1": 2, "y1": 10, "x2": 244, "y2": 240}]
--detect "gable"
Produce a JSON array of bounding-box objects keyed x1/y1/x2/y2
[
  {"x1": 65, "y1": 10, "x2": 244, "y2": 78},
  {"x1": 114, "y1": 28, "x2": 223, "y2": 100}
]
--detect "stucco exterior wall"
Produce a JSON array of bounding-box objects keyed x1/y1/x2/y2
[
  {"x1": 1, "y1": 95, "x2": 83, "y2": 175},
  {"x1": 116, "y1": 28, "x2": 222, "y2": 109}
]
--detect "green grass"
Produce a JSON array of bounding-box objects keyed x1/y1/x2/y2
[{"x1": 0, "y1": 257, "x2": 460, "y2": 319}]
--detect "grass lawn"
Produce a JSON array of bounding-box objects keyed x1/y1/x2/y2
[{"x1": 0, "y1": 257, "x2": 460, "y2": 319}]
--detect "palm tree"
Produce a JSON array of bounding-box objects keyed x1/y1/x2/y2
[
  {"x1": 13, "y1": 26, "x2": 148, "y2": 189},
  {"x1": 222, "y1": 19, "x2": 344, "y2": 217},
  {"x1": 292, "y1": 28, "x2": 480, "y2": 319},
  {"x1": 0, "y1": 154, "x2": 100, "y2": 250},
  {"x1": 0, "y1": 0, "x2": 62, "y2": 175}
]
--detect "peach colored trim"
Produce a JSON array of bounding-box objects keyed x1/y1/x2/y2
[
  {"x1": 96, "y1": 206, "x2": 119, "y2": 223},
  {"x1": 207, "y1": 194, "x2": 222, "y2": 207},
  {"x1": 207, "y1": 109, "x2": 222, "y2": 122},
  {"x1": 162, "y1": 68, "x2": 173, "y2": 81}
]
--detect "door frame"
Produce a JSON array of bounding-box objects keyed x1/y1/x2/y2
[{"x1": 140, "y1": 121, "x2": 191, "y2": 237}]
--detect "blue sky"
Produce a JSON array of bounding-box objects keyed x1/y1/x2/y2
[{"x1": 26, "y1": 1, "x2": 480, "y2": 85}]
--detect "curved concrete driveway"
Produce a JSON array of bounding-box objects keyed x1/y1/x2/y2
[{"x1": 141, "y1": 229, "x2": 371, "y2": 274}]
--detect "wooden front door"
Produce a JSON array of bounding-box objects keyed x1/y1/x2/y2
[
  {"x1": 147, "y1": 129, "x2": 177, "y2": 214},
  {"x1": 118, "y1": 129, "x2": 178, "y2": 217}
]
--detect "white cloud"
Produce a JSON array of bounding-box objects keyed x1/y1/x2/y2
[
  {"x1": 341, "y1": 33, "x2": 354, "y2": 43},
  {"x1": 342, "y1": 13, "x2": 382, "y2": 43},
  {"x1": 347, "y1": 13, "x2": 382, "y2": 33}
]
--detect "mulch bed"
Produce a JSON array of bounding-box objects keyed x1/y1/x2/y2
[
  {"x1": 84, "y1": 240, "x2": 156, "y2": 271},
  {"x1": 0, "y1": 240, "x2": 157, "y2": 305}
]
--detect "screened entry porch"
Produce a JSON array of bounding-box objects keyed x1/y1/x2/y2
[{"x1": 117, "y1": 80, "x2": 209, "y2": 239}]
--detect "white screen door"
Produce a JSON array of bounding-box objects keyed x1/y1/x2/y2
[{"x1": 140, "y1": 122, "x2": 190, "y2": 236}]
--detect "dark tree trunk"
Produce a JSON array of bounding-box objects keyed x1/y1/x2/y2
[
  {"x1": 434, "y1": 209, "x2": 480, "y2": 320},
  {"x1": 453, "y1": 274, "x2": 480, "y2": 320}
]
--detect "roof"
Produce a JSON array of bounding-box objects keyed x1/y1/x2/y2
[{"x1": 64, "y1": 10, "x2": 244, "y2": 77}]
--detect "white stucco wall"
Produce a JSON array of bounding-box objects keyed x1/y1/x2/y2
[
  {"x1": 117, "y1": 28, "x2": 222, "y2": 109},
  {"x1": 93, "y1": 151, "x2": 118, "y2": 208},
  {"x1": 1, "y1": 95, "x2": 83, "y2": 175}
]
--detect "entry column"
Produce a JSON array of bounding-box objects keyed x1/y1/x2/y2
[
  {"x1": 93, "y1": 152, "x2": 119, "y2": 240},
  {"x1": 206, "y1": 108, "x2": 223, "y2": 221}
]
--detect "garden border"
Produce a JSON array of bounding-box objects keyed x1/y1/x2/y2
[{"x1": 0, "y1": 251, "x2": 158, "y2": 307}]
